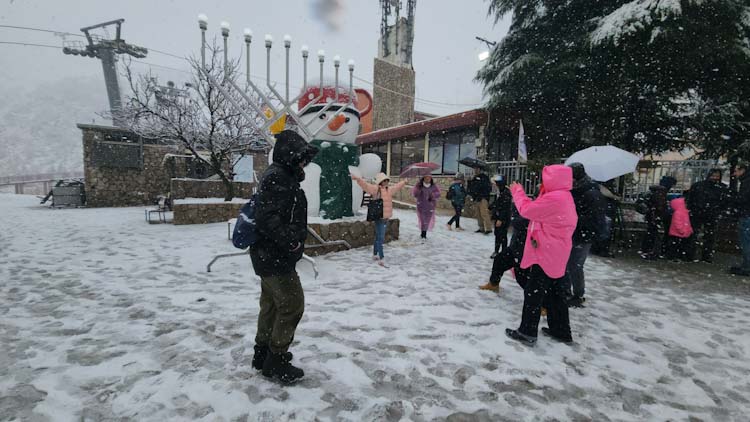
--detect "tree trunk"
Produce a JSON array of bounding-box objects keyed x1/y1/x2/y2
[
  {"x1": 210, "y1": 154, "x2": 235, "y2": 202},
  {"x1": 221, "y1": 172, "x2": 235, "y2": 202}
]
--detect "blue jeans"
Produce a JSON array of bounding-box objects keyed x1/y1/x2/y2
[
  {"x1": 739, "y1": 218, "x2": 750, "y2": 270},
  {"x1": 373, "y1": 219, "x2": 387, "y2": 259}
]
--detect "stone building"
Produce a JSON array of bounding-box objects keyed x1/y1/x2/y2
[{"x1": 79, "y1": 124, "x2": 267, "y2": 207}]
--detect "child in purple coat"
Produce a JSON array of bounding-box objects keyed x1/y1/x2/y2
[{"x1": 412, "y1": 175, "x2": 441, "y2": 240}]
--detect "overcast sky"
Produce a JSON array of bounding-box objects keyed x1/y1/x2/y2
[{"x1": 0, "y1": 0, "x2": 510, "y2": 116}]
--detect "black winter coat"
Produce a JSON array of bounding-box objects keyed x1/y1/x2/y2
[
  {"x1": 735, "y1": 173, "x2": 750, "y2": 219},
  {"x1": 644, "y1": 185, "x2": 669, "y2": 222},
  {"x1": 468, "y1": 173, "x2": 492, "y2": 202},
  {"x1": 250, "y1": 131, "x2": 318, "y2": 277},
  {"x1": 490, "y1": 206, "x2": 529, "y2": 284},
  {"x1": 571, "y1": 179, "x2": 605, "y2": 244},
  {"x1": 686, "y1": 179, "x2": 729, "y2": 219},
  {"x1": 490, "y1": 188, "x2": 512, "y2": 225}
]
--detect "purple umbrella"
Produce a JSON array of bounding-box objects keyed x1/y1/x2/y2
[{"x1": 399, "y1": 162, "x2": 440, "y2": 178}]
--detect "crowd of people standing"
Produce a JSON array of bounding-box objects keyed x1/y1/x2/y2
[{"x1": 246, "y1": 133, "x2": 749, "y2": 383}]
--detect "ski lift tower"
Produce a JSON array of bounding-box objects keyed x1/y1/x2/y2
[{"x1": 62, "y1": 19, "x2": 148, "y2": 127}]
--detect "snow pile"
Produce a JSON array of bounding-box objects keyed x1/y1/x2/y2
[
  {"x1": 590, "y1": 0, "x2": 686, "y2": 45},
  {"x1": 2, "y1": 193, "x2": 750, "y2": 421}
]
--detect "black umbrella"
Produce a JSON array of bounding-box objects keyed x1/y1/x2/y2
[{"x1": 458, "y1": 157, "x2": 488, "y2": 170}]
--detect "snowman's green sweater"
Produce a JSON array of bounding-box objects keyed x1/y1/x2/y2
[{"x1": 310, "y1": 139, "x2": 359, "y2": 219}]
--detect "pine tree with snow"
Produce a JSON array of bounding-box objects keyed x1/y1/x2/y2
[{"x1": 478, "y1": 0, "x2": 750, "y2": 159}]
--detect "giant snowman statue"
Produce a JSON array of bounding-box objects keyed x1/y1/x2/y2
[{"x1": 295, "y1": 85, "x2": 382, "y2": 219}]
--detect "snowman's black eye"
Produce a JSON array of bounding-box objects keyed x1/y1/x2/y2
[
  {"x1": 345, "y1": 117, "x2": 351, "y2": 123},
  {"x1": 319, "y1": 113, "x2": 327, "y2": 120}
]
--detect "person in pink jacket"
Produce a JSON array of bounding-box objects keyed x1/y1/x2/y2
[
  {"x1": 412, "y1": 175, "x2": 441, "y2": 240},
  {"x1": 505, "y1": 164, "x2": 578, "y2": 346},
  {"x1": 351, "y1": 172, "x2": 408, "y2": 266},
  {"x1": 666, "y1": 197, "x2": 694, "y2": 261}
]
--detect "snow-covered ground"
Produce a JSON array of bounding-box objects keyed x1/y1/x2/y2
[{"x1": 2, "y1": 193, "x2": 750, "y2": 421}]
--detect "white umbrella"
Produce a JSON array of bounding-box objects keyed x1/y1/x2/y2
[{"x1": 564, "y1": 145, "x2": 640, "y2": 182}]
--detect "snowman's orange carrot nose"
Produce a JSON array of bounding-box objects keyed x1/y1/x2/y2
[{"x1": 327, "y1": 114, "x2": 347, "y2": 131}]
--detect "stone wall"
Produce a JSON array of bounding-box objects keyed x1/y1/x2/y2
[
  {"x1": 170, "y1": 179, "x2": 254, "y2": 200},
  {"x1": 173, "y1": 202, "x2": 244, "y2": 225},
  {"x1": 306, "y1": 219, "x2": 400, "y2": 256},
  {"x1": 373, "y1": 58, "x2": 415, "y2": 131},
  {"x1": 80, "y1": 124, "x2": 178, "y2": 207}
]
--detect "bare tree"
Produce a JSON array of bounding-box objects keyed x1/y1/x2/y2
[{"x1": 119, "y1": 43, "x2": 266, "y2": 201}]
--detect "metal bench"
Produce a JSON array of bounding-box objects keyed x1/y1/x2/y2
[{"x1": 145, "y1": 195, "x2": 172, "y2": 224}]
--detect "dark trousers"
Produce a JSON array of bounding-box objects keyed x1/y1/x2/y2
[
  {"x1": 665, "y1": 236, "x2": 691, "y2": 261},
  {"x1": 641, "y1": 216, "x2": 664, "y2": 257},
  {"x1": 493, "y1": 224, "x2": 509, "y2": 254},
  {"x1": 447, "y1": 204, "x2": 463, "y2": 228},
  {"x1": 689, "y1": 216, "x2": 717, "y2": 261},
  {"x1": 564, "y1": 243, "x2": 591, "y2": 299},
  {"x1": 255, "y1": 271, "x2": 305, "y2": 354},
  {"x1": 518, "y1": 265, "x2": 571, "y2": 339}
]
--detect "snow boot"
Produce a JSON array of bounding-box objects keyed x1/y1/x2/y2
[
  {"x1": 541, "y1": 327, "x2": 573, "y2": 344},
  {"x1": 262, "y1": 351, "x2": 304, "y2": 384},
  {"x1": 455, "y1": 227, "x2": 464, "y2": 232},
  {"x1": 505, "y1": 329, "x2": 536, "y2": 347},
  {"x1": 567, "y1": 296, "x2": 586, "y2": 308},
  {"x1": 479, "y1": 282, "x2": 499, "y2": 292},
  {"x1": 252, "y1": 345, "x2": 292, "y2": 371},
  {"x1": 446, "y1": 224, "x2": 453, "y2": 231}
]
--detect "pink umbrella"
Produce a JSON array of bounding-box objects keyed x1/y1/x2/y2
[{"x1": 399, "y1": 162, "x2": 439, "y2": 178}]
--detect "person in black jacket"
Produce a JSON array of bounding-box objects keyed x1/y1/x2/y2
[
  {"x1": 490, "y1": 175, "x2": 512, "y2": 258},
  {"x1": 640, "y1": 175, "x2": 676, "y2": 260},
  {"x1": 686, "y1": 169, "x2": 729, "y2": 263},
  {"x1": 565, "y1": 163, "x2": 605, "y2": 307},
  {"x1": 250, "y1": 130, "x2": 319, "y2": 384},
  {"x1": 730, "y1": 164, "x2": 750, "y2": 275},
  {"x1": 468, "y1": 170, "x2": 493, "y2": 233},
  {"x1": 479, "y1": 204, "x2": 530, "y2": 292}
]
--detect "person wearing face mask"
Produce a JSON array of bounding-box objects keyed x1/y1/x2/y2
[
  {"x1": 685, "y1": 169, "x2": 729, "y2": 263},
  {"x1": 412, "y1": 175, "x2": 441, "y2": 240},
  {"x1": 250, "y1": 130, "x2": 319, "y2": 384}
]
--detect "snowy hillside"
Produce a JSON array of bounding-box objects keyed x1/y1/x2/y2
[{"x1": 0, "y1": 76, "x2": 108, "y2": 177}]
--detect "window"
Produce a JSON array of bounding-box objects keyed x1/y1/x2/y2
[
  {"x1": 428, "y1": 138, "x2": 444, "y2": 174},
  {"x1": 399, "y1": 138, "x2": 424, "y2": 174},
  {"x1": 389, "y1": 140, "x2": 403, "y2": 176},
  {"x1": 458, "y1": 133, "x2": 477, "y2": 175},
  {"x1": 443, "y1": 135, "x2": 460, "y2": 175}
]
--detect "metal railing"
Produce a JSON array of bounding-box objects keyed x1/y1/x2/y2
[
  {"x1": 622, "y1": 160, "x2": 727, "y2": 202},
  {"x1": 484, "y1": 159, "x2": 729, "y2": 202},
  {"x1": 486, "y1": 161, "x2": 541, "y2": 194}
]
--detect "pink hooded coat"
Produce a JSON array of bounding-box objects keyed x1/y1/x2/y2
[
  {"x1": 510, "y1": 165, "x2": 578, "y2": 279},
  {"x1": 668, "y1": 197, "x2": 693, "y2": 238}
]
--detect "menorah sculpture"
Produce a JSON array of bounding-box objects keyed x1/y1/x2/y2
[{"x1": 197, "y1": 14, "x2": 382, "y2": 219}]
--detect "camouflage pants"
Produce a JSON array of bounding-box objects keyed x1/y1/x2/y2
[{"x1": 254, "y1": 271, "x2": 305, "y2": 354}]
